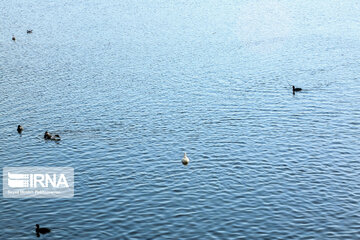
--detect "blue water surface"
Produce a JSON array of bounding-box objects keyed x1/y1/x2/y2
[{"x1": 1, "y1": 0, "x2": 360, "y2": 239}]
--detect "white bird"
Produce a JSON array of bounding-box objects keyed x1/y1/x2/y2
[{"x1": 182, "y1": 152, "x2": 189, "y2": 165}]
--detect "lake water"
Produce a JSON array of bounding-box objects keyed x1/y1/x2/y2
[{"x1": 1, "y1": 0, "x2": 360, "y2": 239}]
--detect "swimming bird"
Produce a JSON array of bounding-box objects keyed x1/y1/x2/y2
[
  {"x1": 36, "y1": 224, "x2": 51, "y2": 235},
  {"x1": 12, "y1": 35, "x2": 16, "y2": 41},
  {"x1": 182, "y1": 152, "x2": 189, "y2": 165},
  {"x1": 27, "y1": 30, "x2": 32, "y2": 34},
  {"x1": 52, "y1": 134, "x2": 61, "y2": 141},
  {"x1": 17, "y1": 125, "x2": 24, "y2": 133},
  {"x1": 44, "y1": 131, "x2": 52, "y2": 139},
  {"x1": 44, "y1": 131, "x2": 61, "y2": 141},
  {"x1": 292, "y1": 86, "x2": 302, "y2": 94}
]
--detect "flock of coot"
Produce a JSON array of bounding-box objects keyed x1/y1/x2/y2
[
  {"x1": 17, "y1": 125, "x2": 61, "y2": 141},
  {"x1": 12, "y1": 30, "x2": 304, "y2": 237},
  {"x1": 11, "y1": 29, "x2": 32, "y2": 41}
]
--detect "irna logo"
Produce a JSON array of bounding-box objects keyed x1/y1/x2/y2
[
  {"x1": 3, "y1": 167, "x2": 74, "y2": 198},
  {"x1": 8, "y1": 172, "x2": 69, "y2": 188}
]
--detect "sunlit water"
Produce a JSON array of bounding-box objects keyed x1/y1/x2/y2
[{"x1": 1, "y1": 0, "x2": 360, "y2": 239}]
